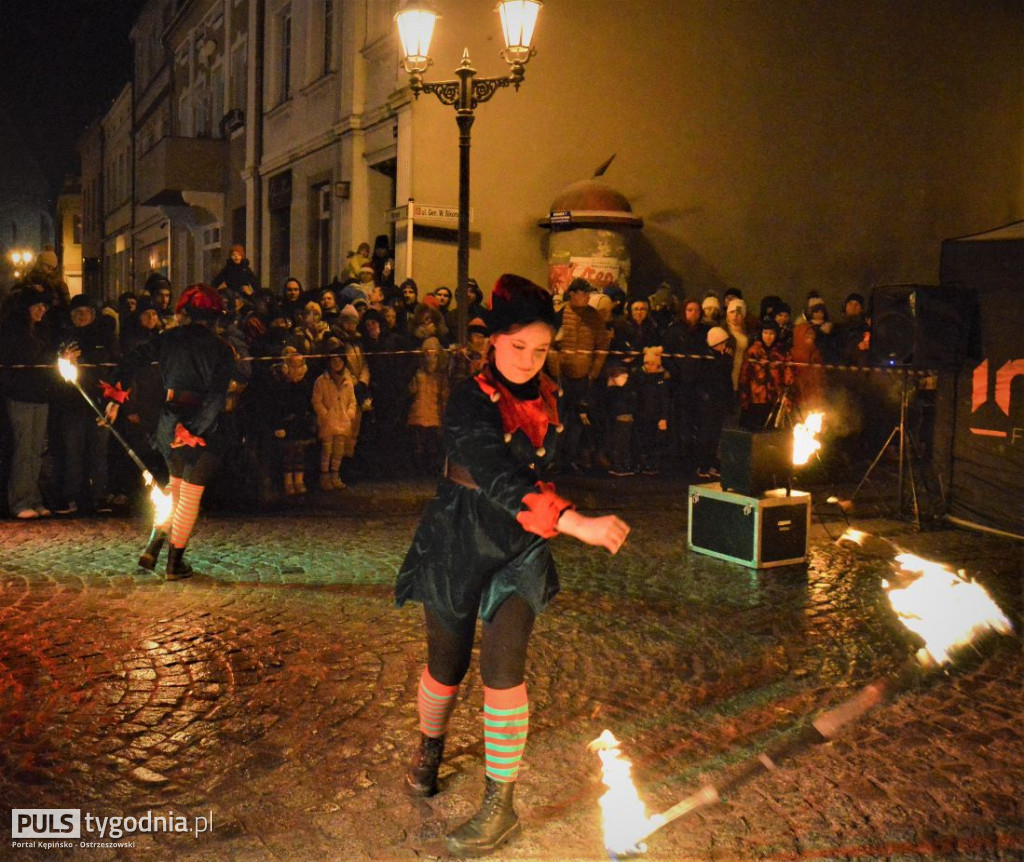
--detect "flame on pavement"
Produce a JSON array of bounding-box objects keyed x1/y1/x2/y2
[
  {"x1": 886, "y1": 553, "x2": 1012, "y2": 665},
  {"x1": 792, "y1": 411, "x2": 824, "y2": 466},
  {"x1": 57, "y1": 356, "x2": 78, "y2": 383},
  {"x1": 589, "y1": 730, "x2": 661, "y2": 856}
]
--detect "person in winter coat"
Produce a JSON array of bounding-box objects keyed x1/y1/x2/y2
[
  {"x1": 661, "y1": 298, "x2": 708, "y2": 476},
  {"x1": 1, "y1": 287, "x2": 57, "y2": 519},
  {"x1": 635, "y1": 346, "x2": 671, "y2": 475},
  {"x1": 396, "y1": 274, "x2": 629, "y2": 858},
  {"x1": 738, "y1": 319, "x2": 793, "y2": 431},
  {"x1": 406, "y1": 335, "x2": 449, "y2": 474},
  {"x1": 696, "y1": 326, "x2": 735, "y2": 479},
  {"x1": 211, "y1": 245, "x2": 259, "y2": 299},
  {"x1": 261, "y1": 347, "x2": 317, "y2": 496},
  {"x1": 312, "y1": 349, "x2": 357, "y2": 490},
  {"x1": 55, "y1": 294, "x2": 120, "y2": 515}
]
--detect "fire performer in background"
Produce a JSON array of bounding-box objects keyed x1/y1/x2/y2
[
  {"x1": 395, "y1": 274, "x2": 630, "y2": 857},
  {"x1": 104, "y1": 284, "x2": 234, "y2": 579}
]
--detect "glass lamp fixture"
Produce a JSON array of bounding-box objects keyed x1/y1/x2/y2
[
  {"x1": 497, "y1": 0, "x2": 542, "y2": 65},
  {"x1": 395, "y1": 0, "x2": 438, "y2": 75}
]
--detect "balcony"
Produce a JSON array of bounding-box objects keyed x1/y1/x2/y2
[{"x1": 137, "y1": 136, "x2": 228, "y2": 206}]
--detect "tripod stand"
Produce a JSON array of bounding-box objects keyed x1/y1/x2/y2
[
  {"x1": 850, "y1": 368, "x2": 920, "y2": 528},
  {"x1": 766, "y1": 385, "x2": 801, "y2": 430}
]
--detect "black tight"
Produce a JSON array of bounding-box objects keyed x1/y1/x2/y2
[{"x1": 425, "y1": 595, "x2": 536, "y2": 690}]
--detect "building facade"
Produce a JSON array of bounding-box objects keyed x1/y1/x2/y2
[
  {"x1": 55, "y1": 177, "x2": 84, "y2": 297},
  {"x1": 78, "y1": 0, "x2": 1024, "y2": 313}
]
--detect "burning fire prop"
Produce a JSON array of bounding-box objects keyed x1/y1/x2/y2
[
  {"x1": 842, "y1": 530, "x2": 1012, "y2": 667},
  {"x1": 591, "y1": 528, "x2": 1013, "y2": 855},
  {"x1": 587, "y1": 731, "x2": 662, "y2": 857},
  {"x1": 791, "y1": 410, "x2": 824, "y2": 467},
  {"x1": 58, "y1": 356, "x2": 173, "y2": 523}
]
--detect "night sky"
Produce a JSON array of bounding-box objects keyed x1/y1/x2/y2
[{"x1": 0, "y1": 0, "x2": 148, "y2": 201}]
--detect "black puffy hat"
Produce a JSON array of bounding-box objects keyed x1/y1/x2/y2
[
  {"x1": 15, "y1": 286, "x2": 53, "y2": 309},
  {"x1": 484, "y1": 274, "x2": 558, "y2": 334},
  {"x1": 69, "y1": 294, "x2": 96, "y2": 311}
]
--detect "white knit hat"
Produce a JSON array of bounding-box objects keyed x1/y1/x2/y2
[{"x1": 707, "y1": 326, "x2": 730, "y2": 349}]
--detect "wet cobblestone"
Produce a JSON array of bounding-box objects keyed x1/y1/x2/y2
[{"x1": 0, "y1": 478, "x2": 1021, "y2": 861}]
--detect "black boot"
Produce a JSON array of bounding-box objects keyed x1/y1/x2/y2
[
  {"x1": 445, "y1": 777, "x2": 521, "y2": 857},
  {"x1": 406, "y1": 734, "x2": 445, "y2": 797},
  {"x1": 165, "y1": 545, "x2": 193, "y2": 581},
  {"x1": 138, "y1": 528, "x2": 166, "y2": 570}
]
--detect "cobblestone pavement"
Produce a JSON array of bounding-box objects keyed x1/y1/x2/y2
[{"x1": 0, "y1": 478, "x2": 1021, "y2": 861}]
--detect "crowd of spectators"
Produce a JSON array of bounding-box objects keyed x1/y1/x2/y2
[{"x1": 1, "y1": 237, "x2": 880, "y2": 520}]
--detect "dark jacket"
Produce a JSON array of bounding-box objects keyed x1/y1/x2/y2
[
  {"x1": 212, "y1": 259, "x2": 259, "y2": 295},
  {"x1": 0, "y1": 318, "x2": 56, "y2": 403}
]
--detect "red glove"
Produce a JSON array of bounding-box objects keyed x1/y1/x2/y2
[
  {"x1": 100, "y1": 380, "x2": 130, "y2": 404},
  {"x1": 173, "y1": 423, "x2": 206, "y2": 448},
  {"x1": 516, "y1": 482, "x2": 573, "y2": 538}
]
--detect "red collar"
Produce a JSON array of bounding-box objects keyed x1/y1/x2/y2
[{"x1": 474, "y1": 367, "x2": 561, "y2": 450}]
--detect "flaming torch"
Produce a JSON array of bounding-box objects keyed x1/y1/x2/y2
[
  {"x1": 57, "y1": 356, "x2": 173, "y2": 520},
  {"x1": 588, "y1": 730, "x2": 664, "y2": 858},
  {"x1": 592, "y1": 531, "x2": 1013, "y2": 852}
]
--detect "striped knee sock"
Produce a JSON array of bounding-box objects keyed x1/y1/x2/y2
[
  {"x1": 162, "y1": 476, "x2": 182, "y2": 531},
  {"x1": 170, "y1": 480, "x2": 205, "y2": 548},
  {"x1": 418, "y1": 668, "x2": 459, "y2": 738},
  {"x1": 483, "y1": 684, "x2": 529, "y2": 783}
]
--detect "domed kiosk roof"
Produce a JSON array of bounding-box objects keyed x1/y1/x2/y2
[{"x1": 538, "y1": 179, "x2": 643, "y2": 230}]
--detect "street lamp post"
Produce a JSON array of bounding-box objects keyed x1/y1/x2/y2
[{"x1": 395, "y1": 0, "x2": 542, "y2": 344}]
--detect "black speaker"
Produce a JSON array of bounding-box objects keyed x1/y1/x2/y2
[
  {"x1": 719, "y1": 429, "x2": 791, "y2": 497},
  {"x1": 868, "y1": 284, "x2": 978, "y2": 370}
]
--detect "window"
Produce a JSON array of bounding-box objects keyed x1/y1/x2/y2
[
  {"x1": 195, "y1": 76, "x2": 212, "y2": 137},
  {"x1": 202, "y1": 225, "x2": 222, "y2": 282},
  {"x1": 323, "y1": 0, "x2": 333, "y2": 76},
  {"x1": 230, "y1": 38, "x2": 247, "y2": 112},
  {"x1": 312, "y1": 182, "x2": 331, "y2": 288},
  {"x1": 210, "y1": 62, "x2": 224, "y2": 137},
  {"x1": 278, "y1": 7, "x2": 292, "y2": 103}
]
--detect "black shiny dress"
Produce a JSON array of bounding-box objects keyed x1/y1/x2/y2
[{"x1": 396, "y1": 363, "x2": 569, "y2": 631}]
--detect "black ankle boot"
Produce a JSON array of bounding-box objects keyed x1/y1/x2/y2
[
  {"x1": 138, "y1": 528, "x2": 166, "y2": 570},
  {"x1": 166, "y1": 545, "x2": 193, "y2": 580},
  {"x1": 406, "y1": 734, "x2": 445, "y2": 797},
  {"x1": 446, "y1": 777, "x2": 521, "y2": 857}
]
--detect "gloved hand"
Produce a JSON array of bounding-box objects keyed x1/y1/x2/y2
[{"x1": 172, "y1": 423, "x2": 206, "y2": 448}]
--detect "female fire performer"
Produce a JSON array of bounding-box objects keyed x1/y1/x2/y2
[
  {"x1": 104, "y1": 284, "x2": 234, "y2": 579},
  {"x1": 395, "y1": 274, "x2": 630, "y2": 857}
]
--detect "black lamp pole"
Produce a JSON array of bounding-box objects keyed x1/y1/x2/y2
[{"x1": 406, "y1": 51, "x2": 528, "y2": 345}]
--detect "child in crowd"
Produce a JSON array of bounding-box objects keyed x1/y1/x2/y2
[
  {"x1": 738, "y1": 319, "x2": 792, "y2": 431},
  {"x1": 448, "y1": 317, "x2": 490, "y2": 390},
  {"x1": 312, "y1": 349, "x2": 358, "y2": 490},
  {"x1": 635, "y1": 346, "x2": 670, "y2": 475},
  {"x1": 773, "y1": 302, "x2": 793, "y2": 353},
  {"x1": 263, "y1": 347, "x2": 316, "y2": 495},
  {"x1": 407, "y1": 335, "x2": 449, "y2": 474},
  {"x1": 605, "y1": 358, "x2": 637, "y2": 476}
]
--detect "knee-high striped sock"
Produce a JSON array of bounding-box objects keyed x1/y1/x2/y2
[
  {"x1": 483, "y1": 684, "x2": 529, "y2": 783},
  {"x1": 170, "y1": 480, "x2": 204, "y2": 548},
  {"x1": 418, "y1": 668, "x2": 459, "y2": 738},
  {"x1": 161, "y1": 476, "x2": 182, "y2": 531}
]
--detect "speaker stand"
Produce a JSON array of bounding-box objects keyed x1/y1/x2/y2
[{"x1": 850, "y1": 369, "x2": 920, "y2": 529}]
